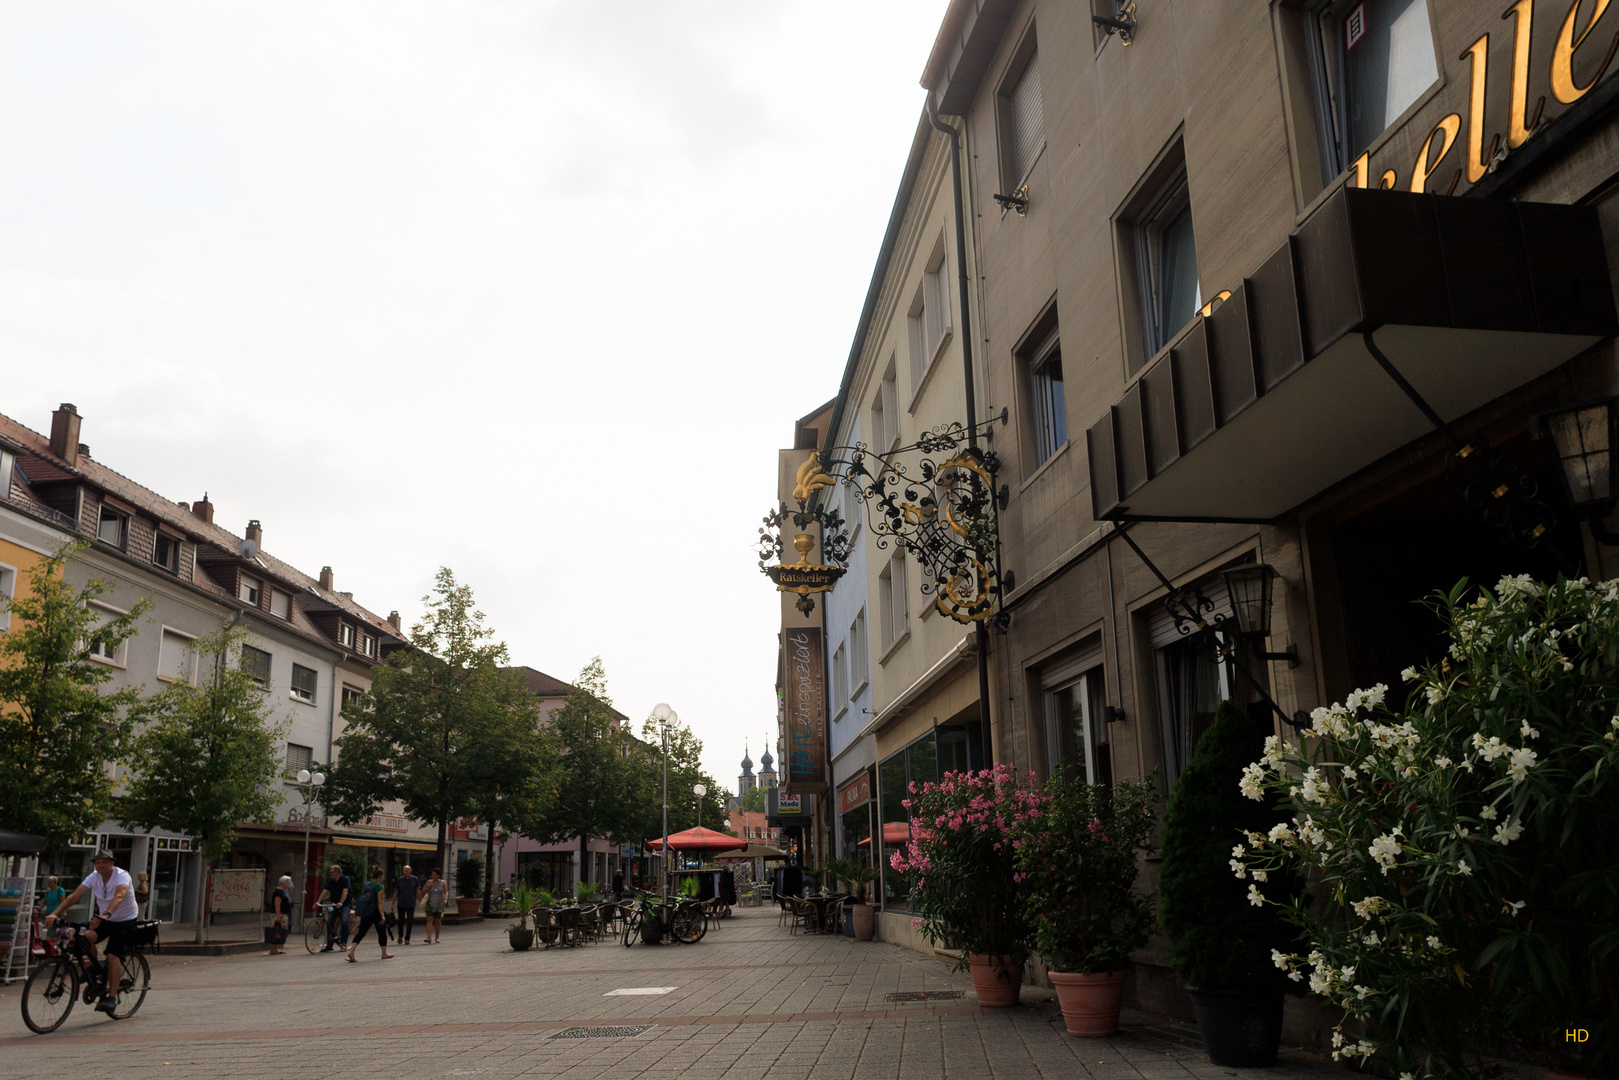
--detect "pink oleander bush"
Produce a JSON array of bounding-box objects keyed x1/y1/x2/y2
[{"x1": 889, "y1": 763, "x2": 1045, "y2": 968}]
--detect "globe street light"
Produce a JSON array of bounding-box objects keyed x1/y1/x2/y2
[
  {"x1": 294, "y1": 768, "x2": 325, "y2": 930},
  {"x1": 693, "y1": 783, "x2": 707, "y2": 834},
  {"x1": 652, "y1": 704, "x2": 675, "y2": 901}
]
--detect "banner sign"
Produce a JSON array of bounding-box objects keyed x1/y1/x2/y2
[
  {"x1": 783, "y1": 627, "x2": 827, "y2": 794},
  {"x1": 837, "y1": 773, "x2": 871, "y2": 815},
  {"x1": 777, "y1": 794, "x2": 802, "y2": 815}
]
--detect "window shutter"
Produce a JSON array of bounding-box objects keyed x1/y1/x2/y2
[
  {"x1": 1011, "y1": 51, "x2": 1045, "y2": 182},
  {"x1": 1039, "y1": 639, "x2": 1106, "y2": 690},
  {"x1": 159, "y1": 630, "x2": 193, "y2": 683}
]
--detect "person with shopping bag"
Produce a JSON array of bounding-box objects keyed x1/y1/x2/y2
[{"x1": 266, "y1": 875, "x2": 293, "y2": 955}]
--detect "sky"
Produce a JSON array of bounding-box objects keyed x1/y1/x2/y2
[{"x1": 0, "y1": 1, "x2": 950, "y2": 792}]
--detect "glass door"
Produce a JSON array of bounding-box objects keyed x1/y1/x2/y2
[{"x1": 151, "y1": 852, "x2": 181, "y2": 923}]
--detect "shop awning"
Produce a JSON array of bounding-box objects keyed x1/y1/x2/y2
[
  {"x1": 1088, "y1": 187, "x2": 1617, "y2": 522},
  {"x1": 331, "y1": 837, "x2": 438, "y2": 852},
  {"x1": 857, "y1": 822, "x2": 913, "y2": 847},
  {"x1": 0, "y1": 829, "x2": 47, "y2": 854},
  {"x1": 716, "y1": 843, "x2": 791, "y2": 860}
]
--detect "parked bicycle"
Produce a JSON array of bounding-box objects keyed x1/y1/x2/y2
[
  {"x1": 21, "y1": 921, "x2": 157, "y2": 1033},
  {"x1": 620, "y1": 890, "x2": 705, "y2": 947}
]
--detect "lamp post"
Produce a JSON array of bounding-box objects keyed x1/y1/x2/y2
[
  {"x1": 293, "y1": 768, "x2": 325, "y2": 931},
  {"x1": 652, "y1": 703, "x2": 675, "y2": 901},
  {"x1": 693, "y1": 783, "x2": 707, "y2": 833}
]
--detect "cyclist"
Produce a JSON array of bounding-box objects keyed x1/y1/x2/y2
[
  {"x1": 41, "y1": 849, "x2": 138, "y2": 1015},
  {"x1": 314, "y1": 864, "x2": 352, "y2": 952}
]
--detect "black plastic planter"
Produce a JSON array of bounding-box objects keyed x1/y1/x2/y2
[{"x1": 1187, "y1": 988, "x2": 1284, "y2": 1068}]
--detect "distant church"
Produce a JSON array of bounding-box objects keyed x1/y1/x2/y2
[{"x1": 731, "y1": 740, "x2": 778, "y2": 808}]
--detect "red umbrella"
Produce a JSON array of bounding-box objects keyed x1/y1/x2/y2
[{"x1": 644, "y1": 826, "x2": 749, "y2": 853}]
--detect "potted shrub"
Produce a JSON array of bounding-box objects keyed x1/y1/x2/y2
[
  {"x1": 454, "y1": 856, "x2": 484, "y2": 919},
  {"x1": 532, "y1": 887, "x2": 558, "y2": 945},
  {"x1": 576, "y1": 880, "x2": 603, "y2": 904},
  {"x1": 840, "y1": 860, "x2": 878, "y2": 941},
  {"x1": 1014, "y1": 775, "x2": 1157, "y2": 1037},
  {"x1": 505, "y1": 881, "x2": 536, "y2": 951},
  {"x1": 1237, "y1": 576, "x2": 1619, "y2": 1080},
  {"x1": 1160, "y1": 700, "x2": 1297, "y2": 1066},
  {"x1": 890, "y1": 764, "x2": 1044, "y2": 1006}
]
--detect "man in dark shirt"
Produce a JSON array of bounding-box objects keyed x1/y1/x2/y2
[
  {"x1": 317, "y1": 864, "x2": 352, "y2": 951},
  {"x1": 393, "y1": 865, "x2": 420, "y2": 944}
]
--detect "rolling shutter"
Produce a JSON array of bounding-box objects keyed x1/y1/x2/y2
[{"x1": 1011, "y1": 51, "x2": 1045, "y2": 182}]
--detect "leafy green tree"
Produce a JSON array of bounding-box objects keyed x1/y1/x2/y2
[
  {"x1": 738, "y1": 784, "x2": 768, "y2": 813},
  {"x1": 463, "y1": 693, "x2": 557, "y2": 911},
  {"x1": 627, "y1": 712, "x2": 729, "y2": 845},
  {"x1": 121, "y1": 626, "x2": 285, "y2": 942},
  {"x1": 537, "y1": 658, "x2": 635, "y2": 882},
  {"x1": 0, "y1": 546, "x2": 149, "y2": 848},
  {"x1": 324, "y1": 568, "x2": 544, "y2": 885}
]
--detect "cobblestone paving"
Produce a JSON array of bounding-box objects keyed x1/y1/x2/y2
[{"x1": 0, "y1": 908, "x2": 1345, "y2": 1079}]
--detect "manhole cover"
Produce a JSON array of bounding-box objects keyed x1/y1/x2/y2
[
  {"x1": 885, "y1": 990, "x2": 965, "y2": 1002},
  {"x1": 548, "y1": 1025, "x2": 655, "y2": 1040}
]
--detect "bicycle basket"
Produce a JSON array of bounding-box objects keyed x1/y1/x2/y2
[{"x1": 131, "y1": 919, "x2": 161, "y2": 951}]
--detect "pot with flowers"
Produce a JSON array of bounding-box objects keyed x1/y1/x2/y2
[
  {"x1": 1012, "y1": 774, "x2": 1157, "y2": 1036},
  {"x1": 1159, "y1": 700, "x2": 1298, "y2": 1067},
  {"x1": 890, "y1": 764, "x2": 1045, "y2": 1006}
]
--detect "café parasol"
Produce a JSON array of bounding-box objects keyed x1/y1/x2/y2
[{"x1": 644, "y1": 826, "x2": 750, "y2": 853}]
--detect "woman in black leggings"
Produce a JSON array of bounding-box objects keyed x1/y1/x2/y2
[{"x1": 346, "y1": 866, "x2": 394, "y2": 963}]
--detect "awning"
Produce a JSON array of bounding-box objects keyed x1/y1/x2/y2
[
  {"x1": 715, "y1": 843, "x2": 791, "y2": 860},
  {"x1": 0, "y1": 829, "x2": 47, "y2": 855},
  {"x1": 331, "y1": 837, "x2": 438, "y2": 852},
  {"x1": 857, "y1": 822, "x2": 913, "y2": 847},
  {"x1": 1088, "y1": 187, "x2": 1617, "y2": 522}
]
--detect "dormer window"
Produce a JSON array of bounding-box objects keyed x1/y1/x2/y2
[
  {"x1": 270, "y1": 589, "x2": 291, "y2": 620},
  {"x1": 359, "y1": 632, "x2": 375, "y2": 657},
  {"x1": 239, "y1": 574, "x2": 262, "y2": 606},
  {"x1": 153, "y1": 534, "x2": 180, "y2": 574},
  {"x1": 339, "y1": 624, "x2": 355, "y2": 648},
  {"x1": 97, "y1": 507, "x2": 127, "y2": 549}
]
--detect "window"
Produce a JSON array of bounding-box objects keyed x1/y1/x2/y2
[
  {"x1": 97, "y1": 506, "x2": 127, "y2": 548},
  {"x1": 270, "y1": 589, "x2": 291, "y2": 620},
  {"x1": 1119, "y1": 143, "x2": 1201, "y2": 368},
  {"x1": 152, "y1": 534, "x2": 180, "y2": 574},
  {"x1": 832, "y1": 642, "x2": 849, "y2": 715},
  {"x1": 1027, "y1": 331, "x2": 1067, "y2": 467},
  {"x1": 871, "y1": 360, "x2": 900, "y2": 452},
  {"x1": 1043, "y1": 668, "x2": 1111, "y2": 786},
  {"x1": 339, "y1": 623, "x2": 355, "y2": 648},
  {"x1": 878, "y1": 551, "x2": 909, "y2": 651},
  {"x1": 285, "y1": 743, "x2": 312, "y2": 777},
  {"x1": 341, "y1": 684, "x2": 364, "y2": 712},
  {"x1": 0, "y1": 562, "x2": 15, "y2": 632},
  {"x1": 1308, "y1": 0, "x2": 1439, "y2": 177},
  {"x1": 238, "y1": 574, "x2": 261, "y2": 607},
  {"x1": 907, "y1": 237, "x2": 951, "y2": 393},
  {"x1": 290, "y1": 663, "x2": 317, "y2": 703},
  {"x1": 241, "y1": 644, "x2": 272, "y2": 689},
  {"x1": 850, "y1": 608, "x2": 869, "y2": 693},
  {"x1": 1148, "y1": 581, "x2": 1235, "y2": 786},
  {"x1": 158, "y1": 629, "x2": 195, "y2": 684},
  {"x1": 359, "y1": 632, "x2": 375, "y2": 657},
  {"x1": 1006, "y1": 50, "x2": 1044, "y2": 187},
  {"x1": 0, "y1": 448, "x2": 13, "y2": 494},
  {"x1": 87, "y1": 603, "x2": 125, "y2": 665}
]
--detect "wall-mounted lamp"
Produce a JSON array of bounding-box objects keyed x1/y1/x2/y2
[
  {"x1": 993, "y1": 184, "x2": 1029, "y2": 216},
  {"x1": 1220, "y1": 563, "x2": 1300, "y2": 667},
  {"x1": 1093, "y1": 2, "x2": 1138, "y2": 45},
  {"x1": 1539, "y1": 397, "x2": 1619, "y2": 544}
]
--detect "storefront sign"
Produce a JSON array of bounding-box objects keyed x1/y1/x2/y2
[
  {"x1": 777, "y1": 793, "x2": 803, "y2": 815},
  {"x1": 1356, "y1": 0, "x2": 1619, "y2": 196},
  {"x1": 361, "y1": 813, "x2": 406, "y2": 832},
  {"x1": 783, "y1": 627, "x2": 828, "y2": 794},
  {"x1": 837, "y1": 773, "x2": 871, "y2": 815},
  {"x1": 767, "y1": 564, "x2": 844, "y2": 591}
]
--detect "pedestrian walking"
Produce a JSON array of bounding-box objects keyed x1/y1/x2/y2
[
  {"x1": 134, "y1": 871, "x2": 150, "y2": 918},
  {"x1": 345, "y1": 865, "x2": 393, "y2": 962},
  {"x1": 40, "y1": 876, "x2": 66, "y2": 920},
  {"x1": 422, "y1": 868, "x2": 447, "y2": 943},
  {"x1": 612, "y1": 868, "x2": 625, "y2": 900},
  {"x1": 393, "y1": 864, "x2": 420, "y2": 944},
  {"x1": 267, "y1": 875, "x2": 292, "y2": 955}
]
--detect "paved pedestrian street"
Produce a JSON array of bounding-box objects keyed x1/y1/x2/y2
[{"x1": 0, "y1": 909, "x2": 1344, "y2": 1080}]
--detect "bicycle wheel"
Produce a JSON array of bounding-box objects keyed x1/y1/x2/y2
[
  {"x1": 22, "y1": 957, "x2": 79, "y2": 1034},
  {"x1": 621, "y1": 908, "x2": 641, "y2": 948},
  {"x1": 110, "y1": 953, "x2": 150, "y2": 1019},
  {"x1": 305, "y1": 915, "x2": 325, "y2": 954},
  {"x1": 671, "y1": 904, "x2": 703, "y2": 944}
]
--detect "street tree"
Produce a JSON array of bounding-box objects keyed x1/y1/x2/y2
[
  {"x1": 463, "y1": 688, "x2": 556, "y2": 912},
  {"x1": 537, "y1": 658, "x2": 636, "y2": 884},
  {"x1": 631, "y1": 712, "x2": 729, "y2": 841},
  {"x1": 120, "y1": 625, "x2": 285, "y2": 942},
  {"x1": 738, "y1": 784, "x2": 768, "y2": 814},
  {"x1": 323, "y1": 568, "x2": 543, "y2": 881},
  {"x1": 0, "y1": 546, "x2": 149, "y2": 848}
]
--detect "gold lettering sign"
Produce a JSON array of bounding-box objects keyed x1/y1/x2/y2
[
  {"x1": 1552, "y1": 0, "x2": 1619, "y2": 104},
  {"x1": 1505, "y1": 0, "x2": 1544, "y2": 148},
  {"x1": 1464, "y1": 34, "x2": 1501, "y2": 184},
  {"x1": 1410, "y1": 114, "x2": 1461, "y2": 194}
]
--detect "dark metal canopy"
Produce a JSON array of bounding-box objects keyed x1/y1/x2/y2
[
  {"x1": 0, "y1": 829, "x2": 48, "y2": 854},
  {"x1": 1087, "y1": 186, "x2": 1618, "y2": 522}
]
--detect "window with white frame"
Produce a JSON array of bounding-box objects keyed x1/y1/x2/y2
[
  {"x1": 832, "y1": 642, "x2": 849, "y2": 716},
  {"x1": 0, "y1": 562, "x2": 15, "y2": 632},
  {"x1": 153, "y1": 533, "x2": 181, "y2": 574},
  {"x1": 907, "y1": 237, "x2": 952, "y2": 394},
  {"x1": 290, "y1": 663, "x2": 317, "y2": 703},
  {"x1": 241, "y1": 644, "x2": 272, "y2": 689},
  {"x1": 1307, "y1": 0, "x2": 1439, "y2": 178},
  {"x1": 1042, "y1": 666, "x2": 1111, "y2": 786},
  {"x1": 339, "y1": 623, "x2": 355, "y2": 648},
  {"x1": 87, "y1": 603, "x2": 125, "y2": 665},
  {"x1": 878, "y1": 551, "x2": 909, "y2": 651},
  {"x1": 238, "y1": 574, "x2": 262, "y2": 606},
  {"x1": 1027, "y1": 331, "x2": 1067, "y2": 467},
  {"x1": 97, "y1": 506, "x2": 127, "y2": 549},
  {"x1": 851, "y1": 608, "x2": 869, "y2": 692},
  {"x1": 0, "y1": 448, "x2": 13, "y2": 495},
  {"x1": 871, "y1": 359, "x2": 900, "y2": 452},
  {"x1": 341, "y1": 684, "x2": 364, "y2": 712},
  {"x1": 270, "y1": 589, "x2": 292, "y2": 620},
  {"x1": 359, "y1": 631, "x2": 375, "y2": 657},
  {"x1": 158, "y1": 629, "x2": 195, "y2": 684},
  {"x1": 285, "y1": 742, "x2": 313, "y2": 777}
]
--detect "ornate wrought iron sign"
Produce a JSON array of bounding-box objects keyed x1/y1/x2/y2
[{"x1": 758, "y1": 413, "x2": 1009, "y2": 626}]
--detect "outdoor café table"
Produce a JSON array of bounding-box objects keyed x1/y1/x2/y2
[{"x1": 802, "y1": 894, "x2": 838, "y2": 933}]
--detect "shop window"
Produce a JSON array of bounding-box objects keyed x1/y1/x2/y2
[
  {"x1": 158, "y1": 629, "x2": 195, "y2": 684},
  {"x1": 241, "y1": 644, "x2": 272, "y2": 689},
  {"x1": 97, "y1": 506, "x2": 127, "y2": 549},
  {"x1": 153, "y1": 534, "x2": 180, "y2": 574},
  {"x1": 1307, "y1": 0, "x2": 1439, "y2": 177},
  {"x1": 290, "y1": 663, "x2": 318, "y2": 704},
  {"x1": 996, "y1": 26, "x2": 1043, "y2": 190}
]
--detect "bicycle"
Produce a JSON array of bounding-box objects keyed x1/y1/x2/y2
[
  {"x1": 21, "y1": 921, "x2": 156, "y2": 1034},
  {"x1": 620, "y1": 891, "x2": 705, "y2": 947},
  {"x1": 304, "y1": 901, "x2": 347, "y2": 954}
]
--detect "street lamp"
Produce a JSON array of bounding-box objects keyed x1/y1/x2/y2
[
  {"x1": 652, "y1": 703, "x2": 676, "y2": 901},
  {"x1": 693, "y1": 783, "x2": 707, "y2": 833},
  {"x1": 293, "y1": 768, "x2": 325, "y2": 930},
  {"x1": 1541, "y1": 397, "x2": 1619, "y2": 543},
  {"x1": 1220, "y1": 563, "x2": 1298, "y2": 667}
]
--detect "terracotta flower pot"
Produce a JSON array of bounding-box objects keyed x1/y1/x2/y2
[
  {"x1": 455, "y1": 897, "x2": 482, "y2": 918},
  {"x1": 852, "y1": 903, "x2": 875, "y2": 941},
  {"x1": 967, "y1": 953, "x2": 1023, "y2": 1007},
  {"x1": 1049, "y1": 970, "x2": 1125, "y2": 1037}
]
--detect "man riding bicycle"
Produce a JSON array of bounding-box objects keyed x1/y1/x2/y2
[
  {"x1": 315, "y1": 864, "x2": 352, "y2": 951},
  {"x1": 42, "y1": 849, "x2": 138, "y2": 1015}
]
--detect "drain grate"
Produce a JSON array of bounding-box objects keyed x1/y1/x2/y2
[
  {"x1": 885, "y1": 990, "x2": 965, "y2": 1002},
  {"x1": 548, "y1": 1025, "x2": 655, "y2": 1040}
]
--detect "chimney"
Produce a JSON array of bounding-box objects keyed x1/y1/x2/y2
[
  {"x1": 388, "y1": 611, "x2": 401, "y2": 630},
  {"x1": 245, "y1": 520, "x2": 262, "y2": 547},
  {"x1": 192, "y1": 495, "x2": 214, "y2": 524},
  {"x1": 78, "y1": 444, "x2": 90, "y2": 458},
  {"x1": 319, "y1": 566, "x2": 333, "y2": 591},
  {"x1": 49, "y1": 404, "x2": 81, "y2": 466}
]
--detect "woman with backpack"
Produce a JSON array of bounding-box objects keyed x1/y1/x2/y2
[{"x1": 345, "y1": 866, "x2": 394, "y2": 963}]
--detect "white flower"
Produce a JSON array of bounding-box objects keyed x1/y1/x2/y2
[
  {"x1": 1493, "y1": 820, "x2": 1524, "y2": 846},
  {"x1": 1504, "y1": 899, "x2": 1526, "y2": 915},
  {"x1": 1230, "y1": 859, "x2": 1246, "y2": 879},
  {"x1": 1453, "y1": 824, "x2": 1471, "y2": 838},
  {"x1": 1507, "y1": 746, "x2": 1538, "y2": 784},
  {"x1": 1253, "y1": 870, "x2": 1268, "y2": 882},
  {"x1": 1426, "y1": 684, "x2": 1446, "y2": 706},
  {"x1": 1299, "y1": 767, "x2": 1325, "y2": 804},
  {"x1": 1287, "y1": 969, "x2": 1303, "y2": 982},
  {"x1": 1520, "y1": 720, "x2": 1540, "y2": 739},
  {"x1": 1247, "y1": 884, "x2": 1264, "y2": 907},
  {"x1": 1342, "y1": 765, "x2": 1358, "y2": 780},
  {"x1": 1401, "y1": 666, "x2": 1419, "y2": 682},
  {"x1": 1232, "y1": 844, "x2": 1246, "y2": 858},
  {"x1": 1480, "y1": 805, "x2": 1498, "y2": 821},
  {"x1": 1362, "y1": 931, "x2": 1380, "y2": 946},
  {"x1": 1340, "y1": 965, "x2": 1356, "y2": 981},
  {"x1": 1456, "y1": 858, "x2": 1473, "y2": 876},
  {"x1": 1354, "y1": 984, "x2": 1371, "y2": 1000},
  {"x1": 1434, "y1": 756, "x2": 1452, "y2": 768},
  {"x1": 1271, "y1": 948, "x2": 1290, "y2": 971},
  {"x1": 1331, "y1": 1030, "x2": 1346, "y2": 1049},
  {"x1": 1474, "y1": 734, "x2": 1508, "y2": 762},
  {"x1": 1239, "y1": 763, "x2": 1266, "y2": 801},
  {"x1": 1351, "y1": 896, "x2": 1384, "y2": 920},
  {"x1": 1262, "y1": 735, "x2": 1286, "y2": 766},
  {"x1": 1426, "y1": 935, "x2": 1442, "y2": 949},
  {"x1": 1268, "y1": 823, "x2": 1294, "y2": 844},
  {"x1": 1368, "y1": 830, "x2": 1403, "y2": 874},
  {"x1": 1401, "y1": 1072, "x2": 1416, "y2": 1080}
]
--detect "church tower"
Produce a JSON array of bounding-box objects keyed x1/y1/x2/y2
[
  {"x1": 737, "y1": 742, "x2": 755, "y2": 799},
  {"x1": 758, "y1": 742, "x2": 777, "y2": 789}
]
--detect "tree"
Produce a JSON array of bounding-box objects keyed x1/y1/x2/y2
[
  {"x1": 536, "y1": 658, "x2": 637, "y2": 882},
  {"x1": 323, "y1": 568, "x2": 544, "y2": 887},
  {"x1": 462, "y1": 688, "x2": 557, "y2": 912},
  {"x1": 120, "y1": 626, "x2": 285, "y2": 942},
  {"x1": 0, "y1": 545, "x2": 149, "y2": 848},
  {"x1": 626, "y1": 712, "x2": 729, "y2": 844},
  {"x1": 738, "y1": 784, "x2": 768, "y2": 814}
]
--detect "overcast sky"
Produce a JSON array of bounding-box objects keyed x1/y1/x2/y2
[{"x1": 0, "y1": 1, "x2": 949, "y2": 791}]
